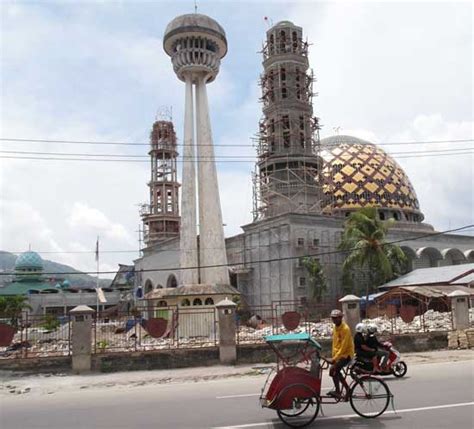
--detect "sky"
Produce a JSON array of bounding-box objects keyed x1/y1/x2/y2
[{"x1": 0, "y1": 0, "x2": 472, "y2": 278}]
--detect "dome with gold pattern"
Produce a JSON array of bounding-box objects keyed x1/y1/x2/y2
[{"x1": 320, "y1": 135, "x2": 424, "y2": 222}]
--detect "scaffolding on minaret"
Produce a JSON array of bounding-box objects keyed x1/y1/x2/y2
[
  {"x1": 140, "y1": 114, "x2": 180, "y2": 248},
  {"x1": 252, "y1": 21, "x2": 324, "y2": 221}
]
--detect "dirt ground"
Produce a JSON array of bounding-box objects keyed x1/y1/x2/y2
[{"x1": 0, "y1": 349, "x2": 472, "y2": 398}]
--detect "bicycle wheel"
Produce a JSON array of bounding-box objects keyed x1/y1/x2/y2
[
  {"x1": 276, "y1": 384, "x2": 320, "y2": 428},
  {"x1": 392, "y1": 361, "x2": 407, "y2": 378},
  {"x1": 349, "y1": 376, "x2": 390, "y2": 418}
]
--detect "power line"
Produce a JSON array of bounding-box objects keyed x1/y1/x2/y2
[
  {"x1": 1, "y1": 150, "x2": 472, "y2": 163},
  {"x1": 1, "y1": 146, "x2": 473, "y2": 159},
  {"x1": 7, "y1": 226, "x2": 474, "y2": 255},
  {"x1": 1, "y1": 224, "x2": 472, "y2": 276},
  {"x1": 1, "y1": 137, "x2": 473, "y2": 148}
]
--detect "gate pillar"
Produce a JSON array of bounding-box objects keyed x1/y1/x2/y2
[
  {"x1": 339, "y1": 295, "x2": 361, "y2": 335},
  {"x1": 449, "y1": 290, "x2": 470, "y2": 330},
  {"x1": 216, "y1": 298, "x2": 237, "y2": 365},
  {"x1": 70, "y1": 305, "x2": 95, "y2": 373}
]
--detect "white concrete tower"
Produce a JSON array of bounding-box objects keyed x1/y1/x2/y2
[{"x1": 164, "y1": 14, "x2": 229, "y2": 286}]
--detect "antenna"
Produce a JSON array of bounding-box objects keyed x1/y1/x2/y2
[
  {"x1": 194, "y1": 0, "x2": 198, "y2": 13},
  {"x1": 333, "y1": 126, "x2": 342, "y2": 135}
]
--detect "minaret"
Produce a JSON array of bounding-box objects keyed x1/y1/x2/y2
[
  {"x1": 140, "y1": 118, "x2": 180, "y2": 248},
  {"x1": 163, "y1": 14, "x2": 229, "y2": 286},
  {"x1": 254, "y1": 21, "x2": 322, "y2": 219}
]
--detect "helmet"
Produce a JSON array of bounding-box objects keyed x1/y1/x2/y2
[
  {"x1": 367, "y1": 324, "x2": 377, "y2": 334},
  {"x1": 330, "y1": 309, "x2": 343, "y2": 318},
  {"x1": 355, "y1": 323, "x2": 366, "y2": 333}
]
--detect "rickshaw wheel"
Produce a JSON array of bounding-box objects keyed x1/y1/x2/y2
[
  {"x1": 392, "y1": 361, "x2": 407, "y2": 378},
  {"x1": 349, "y1": 376, "x2": 390, "y2": 418},
  {"x1": 276, "y1": 384, "x2": 319, "y2": 428}
]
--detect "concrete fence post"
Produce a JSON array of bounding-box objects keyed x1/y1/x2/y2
[
  {"x1": 215, "y1": 298, "x2": 237, "y2": 365},
  {"x1": 339, "y1": 294, "x2": 361, "y2": 335},
  {"x1": 448, "y1": 290, "x2": 470, "y2": 330},
  {"x1": 69, "y1": 305, "x2": 95, "y2": 374}
]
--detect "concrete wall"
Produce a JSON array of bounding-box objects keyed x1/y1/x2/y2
[
  {"x1": 135, "y1": 238, "x2": 181, "y2": 294},
  {"x1": 28, "y1": 291, "x2": 120, "y2": 316},
  {"x1": 0, "y1": 331, "x2": 449, "y2": 374}
]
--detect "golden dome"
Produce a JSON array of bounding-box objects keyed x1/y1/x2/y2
[{"x1": 320, "y1": 135, "x2": 424, "y2": 222}]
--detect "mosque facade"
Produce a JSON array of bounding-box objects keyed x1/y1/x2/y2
[{"x1": 134, "y1": 19, "x2": 474, "y2": 308}]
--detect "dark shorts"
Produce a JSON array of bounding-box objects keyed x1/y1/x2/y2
[{"x1": 330, "y1": 356, "x2": 351, "y2": 376}]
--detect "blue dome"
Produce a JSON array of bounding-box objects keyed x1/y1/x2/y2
[{"x1": 15, "y1": 251, "x2": 44, "y2": 271}]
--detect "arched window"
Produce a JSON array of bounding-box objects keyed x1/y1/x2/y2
[
  {"x1": 204, "y1": 297, "x2": 214, "y2": 306},
  {"x1": 167, "y1": 274, "x2": 178, "y2": 288},
  {"x1": 292, "y1": 31, "x2": 298, "y2": 52},
  {"x1": 157, "y1": 300, "x2": 167, "y2": 308},
  {"x1": 144, "y1": 280, "x2": 153, "y2": 295},
  {"x1": 279, "y1": 30, "x2": 286, "y2": 51},
  {"x1": 193, "y1": 298, "x2": 203, "y2": 306},
  {"x1": 181, "y1": 299, "x2": 190, "y2": 307}
]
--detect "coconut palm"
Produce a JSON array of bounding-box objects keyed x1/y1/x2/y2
[
  {"x1": 339, "y1": 207, "x2": 406, "y2": 298},
  {"x1": 302, "y1": 257, "x2": 327, "y2": 303}
]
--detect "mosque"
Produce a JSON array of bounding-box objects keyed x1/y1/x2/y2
[
  {"x1": 134, "y1": 17, "x2": 474, "y2": 308},
  {"x1": 0, "y1": 251, "x2": 121, "y2": 316}
]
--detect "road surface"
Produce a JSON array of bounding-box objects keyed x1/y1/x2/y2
[{"x1": 1, "y1": 359, "x2": 473, "y2": 428}]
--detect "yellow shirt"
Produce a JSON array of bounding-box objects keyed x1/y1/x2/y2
[{"x1": 332, "y1": 321, "x2": 355, "y2": 362}]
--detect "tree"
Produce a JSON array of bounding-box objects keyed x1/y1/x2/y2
[
  {"x1": 301, "y1": 257, "x2": 327, "y2": 303},
  {"x1": 0, "y1": 295, "x2": 32, "y2": 327},
  {"x1": 339, "y1": 207, "x2": 407, "y2": 298}
]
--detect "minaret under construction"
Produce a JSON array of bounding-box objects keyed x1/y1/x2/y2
[
  {"x1": 254, "y1": 20, "x2": 322, "y2": 219},
  {"x1": 140, "y1": 118, "x2": 180, "y2": 248}
]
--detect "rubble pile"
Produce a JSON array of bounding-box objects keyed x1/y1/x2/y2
[
  {"x1": 1, "y1": 308, "x2": 472, "y2": 357},
  {"x1": 238, "y1": 309, "x2": 465, "y2": 342}
]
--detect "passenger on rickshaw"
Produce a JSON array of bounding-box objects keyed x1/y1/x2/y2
[
  {"x1": 354, "y1": 322, "x2": 382, "y2": 373},
  {"x1": 327, "y1": 309, "x2": 354, "y2": 398},
  {"x1": 366, "y1": 324, "x2": 389, "y2": 371}
]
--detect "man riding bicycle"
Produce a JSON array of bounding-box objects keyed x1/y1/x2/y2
[{"x1": 327, "y1": 309, "x2": 354, "y2": 398}]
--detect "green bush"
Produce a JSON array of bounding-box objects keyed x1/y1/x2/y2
[{"x1": 41, "y1": 314, "x2": 60, "y2": 331}]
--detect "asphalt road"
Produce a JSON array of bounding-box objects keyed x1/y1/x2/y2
[{"x1": 1, "y1": 359, "x2": 473, "y2": 429}]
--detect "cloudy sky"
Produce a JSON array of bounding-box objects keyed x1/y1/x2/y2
[{"x1": 1, "y1": 0, "x2": 472, "y2": 277}]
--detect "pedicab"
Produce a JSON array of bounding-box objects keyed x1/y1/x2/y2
[{"x1": 259, "y1": 332, "x2": 393, "y2": 428}]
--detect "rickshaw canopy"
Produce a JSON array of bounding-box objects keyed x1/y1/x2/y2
[{"x1": 264, "y1": 332, "x2": 322, "y2": 350}]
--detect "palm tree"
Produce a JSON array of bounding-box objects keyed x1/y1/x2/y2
[
  {"x1": 0, "y1": 295, "x2": 32, "y2": 327},
  {"x1": 302, "y1": 257, "x2": 327, "y2": 303},
  {"x1": 339, "y1": 207, "x2": 406, "y2": 298}
]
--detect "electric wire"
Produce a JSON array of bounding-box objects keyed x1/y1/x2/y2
[
  {"x1": 1, "y1": 224, "x2": 472, "y2": 276},
  {"x1": 1, "y1": 137, "x2": 473, "y2": 148},
  {"x1": 0, "y1": 146, "x2": 473, "y2": 159}
]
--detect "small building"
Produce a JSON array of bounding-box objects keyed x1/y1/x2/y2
[
  {"x1": 0, "y1": 251, "x2": 120, "y2": 316},
  {"x1": 143, "y1": 284, "x2": 240, "y2": 338},
  {"x1": 369, "y1": 264, "x2": 474, "y2": 319}
]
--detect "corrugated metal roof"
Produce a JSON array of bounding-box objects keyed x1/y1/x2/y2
[
  {"x1": 380, "y1": 263, "x2": 474, "y2": 289},
  {"x1": 451, "y1": 272, "x2": 474, "y2": 284},
  {"x1": 0, "y1": 281, "x2": 58, "y2": 296},
  {"x1": 384, "y1": 285, "x2": 474, "y2": 299}
]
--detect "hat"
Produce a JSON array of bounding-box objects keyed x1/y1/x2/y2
[{"x1": 330, "y1": 309, "x2": 343, "y2": 318}]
